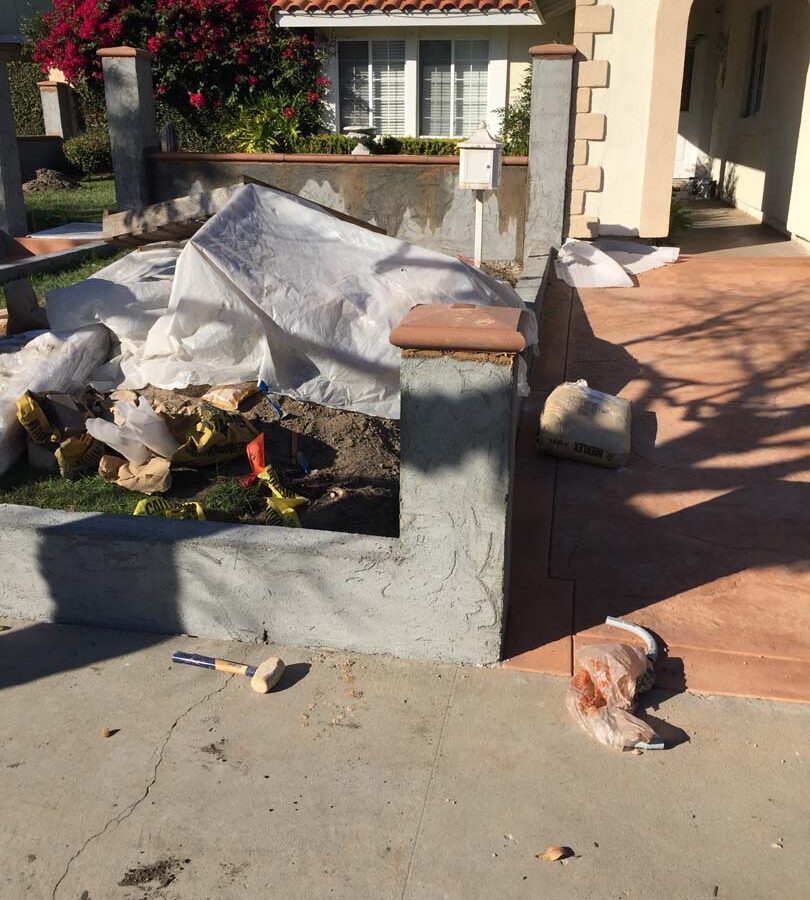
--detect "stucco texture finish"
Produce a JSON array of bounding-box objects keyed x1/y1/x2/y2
[
  {"x1": 0, "y1": 354, "x2": 519, "y2": 665},
  {"x1": 149, "y1": 158, "x2": 528, "y2": 262}
]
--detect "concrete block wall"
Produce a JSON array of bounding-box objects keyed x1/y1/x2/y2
[
  {"x1": 0, "y1": 306, "x2": 531, "y2": 666},
  {"x1": 148, "y1": 154, "x2": 529, "y2": 264}
]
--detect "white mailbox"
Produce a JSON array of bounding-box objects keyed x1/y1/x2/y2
[{"x1": 458, "y1": 124, "x2": 502, "y2": 191}]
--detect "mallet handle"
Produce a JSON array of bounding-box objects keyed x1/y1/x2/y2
[{"x1": 172, "y1": 651, "x2": 256, "y2": 678}]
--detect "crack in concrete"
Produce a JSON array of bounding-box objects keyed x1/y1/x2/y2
[
  {"x1": 50, "y1": 675, "x2": 233, "y2": 900},
  {"x1": 400, "y1": 667, "x2": 458, "y2": 900}
]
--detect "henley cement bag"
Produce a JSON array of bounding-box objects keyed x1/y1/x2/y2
[{"x1": 538, "y1": 380, "x2": 631, "y2": 468}]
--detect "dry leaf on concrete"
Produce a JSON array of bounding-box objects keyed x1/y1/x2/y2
[{"x1": 536, "y1": 846, "x2": 572, "y2": 862}]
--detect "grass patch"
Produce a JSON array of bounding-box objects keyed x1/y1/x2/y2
[
  {"x1": 202, "y1": 477, "x2": 267, "y2": 521},
  {"x1": 25, "y1": 176, "x2": 115, "y2": 233},
  {"x1": 0, "y1": 248, "x2": 129, "y2": 308},
  {"x1": 0, "y1": 463, "x2": 146, "y2": 516}
]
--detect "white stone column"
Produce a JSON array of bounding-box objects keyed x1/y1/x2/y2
[
  {"x1": 38, "y1": 80, "x2": 77, "y2": 138},
  {"x1": 97, "y1": 46, "x2": 158, "y2": 211}
]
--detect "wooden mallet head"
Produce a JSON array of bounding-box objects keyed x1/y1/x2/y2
[{"x1": 250, "y1": 656, "x2": 285, "y2": 694}]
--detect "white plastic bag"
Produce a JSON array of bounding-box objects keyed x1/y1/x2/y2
[
  {"x1": 0, "y1": 326, "x2": 111, "y2": 476},
  {"x1": 86, "y1": 396, "x2": 178, "y2": 464},
  {"x1": 113, "y1": 397, "x2": 179, "y2": 458},
  {"x1": 566, "y1": 643, "x2": 663, "y2": 751}
]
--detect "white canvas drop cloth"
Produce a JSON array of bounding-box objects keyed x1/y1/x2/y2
[{"x1": 47, "y1": 185, "x2": 535, "y2": 418}]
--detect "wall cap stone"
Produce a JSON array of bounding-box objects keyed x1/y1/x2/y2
[
  {"x1": 96, "y1": 46, "x2": 152, "y2": 60},
  {"x1": 390, "y1": 304, "x2": 528, "y2": 353},
  {"x1": 148, "y1": 151, "x2": 529, "y2": 166},
  {"x1": 529, "y1": 44, "x2": 577, "y2": 58}
]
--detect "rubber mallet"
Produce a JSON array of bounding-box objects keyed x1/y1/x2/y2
[{"x1": 172, "y1": 651, "x2": 285, "y2": 694}]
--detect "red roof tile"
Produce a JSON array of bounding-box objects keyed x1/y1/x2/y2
[{"x1": 274, "y1": 0, "x2": 536, "y2": 14}]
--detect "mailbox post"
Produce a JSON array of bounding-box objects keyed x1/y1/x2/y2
[{"x1": 458, "y1": 124, "x2": 503, "y2": 267}]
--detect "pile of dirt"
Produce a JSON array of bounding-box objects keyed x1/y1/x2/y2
[
  {"x1": 140, "y1": 386, "x2": 400, "y2": 537},
  {"x1": 481, "y1": 260, "x2": 522, "y2": 287},
  {"x1": 21, "y1": 168, "x2": 80, "y2": 193}
]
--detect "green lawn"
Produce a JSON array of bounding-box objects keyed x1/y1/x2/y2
[
  {"x1": 0, "y1": 464, "x2": 146, "y2": 516},
  {"x1": 0, "y1": 248, "x2": 128, "y2": 308},
  {"x1": 24, "y1": 175, "x2": 116, "y2": 233}
]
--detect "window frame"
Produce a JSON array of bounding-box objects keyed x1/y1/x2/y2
[
  {"x1": 336, "y1": 38, "x2": 407, "y2": 136},
  {"x1": 741, "y1": 4, "x2": 771, "y2": 119},
  {"x1": 418, "y1": 38, "x2": 490, "y2": 139}
]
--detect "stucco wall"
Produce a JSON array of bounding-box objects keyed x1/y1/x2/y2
[
  {"x1": 586, "y1": 0, "x2": 692, "y2": 238},
  {"x1": 507, "y1": 14, "x2": 575, "y2": 100},
  {"x1": 148, "y1": 154, "x2": 528, "y2": 263},
  {"x1": 707, "y1": 0, "x2": 810, "y2": 241}
]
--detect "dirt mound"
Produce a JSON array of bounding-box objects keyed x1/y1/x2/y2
[{"x1": 22, "y1": 168, "x2": 80, "y2": 193}]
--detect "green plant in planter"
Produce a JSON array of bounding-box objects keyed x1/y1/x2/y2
[
  {"x1": 497, "y1": 71, "x2": 532, "y2": 155},
  {"x1": 225, "y1": 95, "x2": 303, "y2": 153}
]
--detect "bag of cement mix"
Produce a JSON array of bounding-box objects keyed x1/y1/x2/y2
[
  {"x1": 16, "y1": 390, "x2": 105, "y2": 478},
  {"x1": 169, "y1": 407, "x2": 258, "y2": 468},
  {"x1": 202, "y1": 383, "x2": 259, "y2": 412},
  {"x1": 99, "y1": 454, "x2": 172, "y2": 495},
  {"x1": 538, "y1": 380, "x2": 631, "y2": 468}
]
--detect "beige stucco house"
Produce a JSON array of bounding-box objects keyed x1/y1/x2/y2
[
  {"x1": 533, "y1": 0, "x2": 810, "y2": 244},
  {"x1": 276, "y1": 0, "x2": 809, "y2": 244}
]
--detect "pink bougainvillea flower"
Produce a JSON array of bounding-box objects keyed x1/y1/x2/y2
[
  {"x1": 316, "y1": 75, "x2": 331, "y2": 87},
  {"x1": 305, "y1": 91, "x2": 320, "y2": 104},
  {"x1": 147, "y1": 35, "x2": 163, "y2": 54},
  {"x1": 188, "y1": 92, "x2": 206, "y2": 109},
  {"x1": 281, "y1": 106, "x2": 295, "y2": 119},
  {"x1": 248, "y1": 75, "x2": 259, "y2": 86},
  {"x1": 281, "y1": 48, "x2": 293, "y2": 59}
]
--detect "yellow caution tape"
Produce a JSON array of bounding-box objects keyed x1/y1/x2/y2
[{"x1": 133, "y1": 497, "x2": 206, "y2": 520}]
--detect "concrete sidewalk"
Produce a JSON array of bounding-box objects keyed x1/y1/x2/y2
[{"x1": 1, "y1": 619, "x2": 808, "y2": 899}]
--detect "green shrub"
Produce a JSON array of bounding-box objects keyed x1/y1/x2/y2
[
  {"x1": 7, "y1": 59, "x2": 45, "y2": 135},
  {"x1": 376, "y1": 136, "x2": 459, "y2": 156},
  {"x1": 293, "y1": 133, "x2": 358, "y2": 155},
  {"x1": 63, "y1": 126, "x2": 112, "y2": 176},
  {"x1": 497, "y1": 72, "x2": 531, "y2": 155},
  {"x1": 225, "y1": 95, "x2": 304, "y2": 153}
]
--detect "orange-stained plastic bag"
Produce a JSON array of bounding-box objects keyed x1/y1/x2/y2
[{"x1": 566, "y1": 643, "x2": 663, "y2": 751}]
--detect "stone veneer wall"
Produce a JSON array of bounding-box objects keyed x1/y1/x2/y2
[{"x1": 569, "y1": 0, "x2": 614, "y2": 239}]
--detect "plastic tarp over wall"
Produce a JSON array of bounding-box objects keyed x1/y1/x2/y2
[{"x1": 48, "y1": 185, "x2": 535, "y2": 419}]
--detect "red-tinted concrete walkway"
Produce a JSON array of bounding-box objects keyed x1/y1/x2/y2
[{"x1": 505, "y1": 256, "x2": 810, "y2": 702}]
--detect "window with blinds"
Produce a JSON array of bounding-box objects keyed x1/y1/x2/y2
[
  {"x1": 420, "y1": 40, "x2": 489, "y2": 138},
  {"x1": 338, "y1": 40, "x2": 406, "y2": 136}
]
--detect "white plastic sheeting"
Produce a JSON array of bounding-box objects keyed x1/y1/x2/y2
[
  {"x1": 46, "y1": 185, "x2": 535, "y2": 419},
  {"x1": 0, "y1": 326, "x2": 111, "y2": 476},
  {"x1": 554, "y1": 238, "x2": 679, "y2": 289}
]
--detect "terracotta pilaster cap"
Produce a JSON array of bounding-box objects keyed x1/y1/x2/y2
[
  {"x1": 390, "y1": 304, "x2": 529, "y2": 353},
  {"x1": 96, "y1": 46, "x2": 152, "y2": 60},
  {"x1": 529, "y1": 44, "x2": 578, "y2": 58}
]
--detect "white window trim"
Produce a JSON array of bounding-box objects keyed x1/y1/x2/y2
[
  {"x1": 278, "y1": 12, "x2": 542, "y2": 29},
  {"x1": 331, "y1": 29, "x2": 508, "y2": 138}
]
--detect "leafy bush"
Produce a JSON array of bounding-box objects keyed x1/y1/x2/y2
[
  {"x1": 155, "y1": 101, "x2": 238, "y2": 153},
  {"x1": 497, "y1": 71, "x2": 532, "y2": 155},
  {"x1": 8, "y1": 59, "x2": 45, "y2": 135},
  {"x1": 63, "y1": 125, "x2": 112, "y2": 175},
  {"x1": 33, "y1": 1, "x2": 328, "y2": 139},
  {"x1": 225, "y1": 95, "x2": 307, "y2": 153},
  {"x1": 293, "y1": 133, "x2": 358, "y2": 155},
  {"x1": 376, "y1": 136, "x2": 459, "y2": 156}
]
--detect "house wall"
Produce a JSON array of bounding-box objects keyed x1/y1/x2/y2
[
  {"x1": 313, "y1": 21, "x2": 568, "y2": 137},
  {"x1": 707, "y1": 0, "x2": 810, "y2": 241},
  {"x1": 507, "y1": 13, "x2": 575, "y2": 100},
  {"x1": 569, "y1": 0, "x2": 693, "y2": 239}
]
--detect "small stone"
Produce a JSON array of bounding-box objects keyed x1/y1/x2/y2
[{"x1": 101, "y1": 726, "x2": 112, "y2": 738}]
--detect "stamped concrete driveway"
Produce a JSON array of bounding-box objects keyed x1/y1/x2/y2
[{"x1": 506, "y1": 256, "x2": 810, "y2": 701}]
